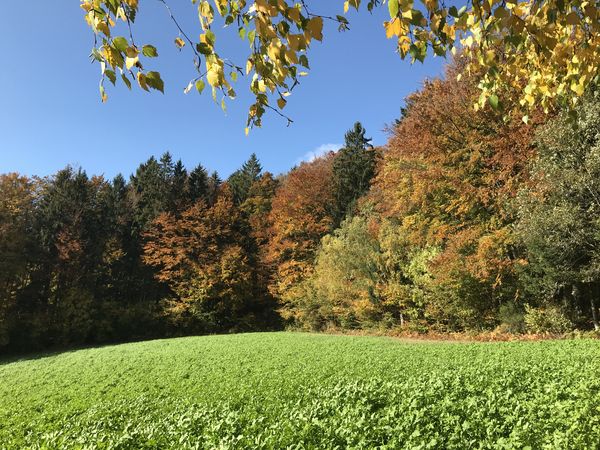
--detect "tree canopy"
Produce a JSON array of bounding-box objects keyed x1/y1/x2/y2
[{"x1": 83, "y1": 0, "x2": 600, "y2": 128}]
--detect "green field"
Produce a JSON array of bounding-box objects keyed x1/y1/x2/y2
[{"x1": 0, "y1": 333, "x2": 599, "y2": 449}]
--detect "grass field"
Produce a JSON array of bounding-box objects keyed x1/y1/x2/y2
[{"x1": 1, "y1": 333, "x2": 599, "y2": 449}]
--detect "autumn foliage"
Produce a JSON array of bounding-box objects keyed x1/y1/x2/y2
[
  {"x1": 266, "y1": 155, "x2": 336, "y2": 305},
  {"x1": 5, "y1": 60, "x2": 600, "y2": 353}
]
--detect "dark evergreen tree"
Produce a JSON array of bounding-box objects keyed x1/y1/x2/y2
[
  {"x1": 332, "y1": 122, "x2": 377, "y2": 227},
  {"x1": 33, "y1": 167, "x2": 110, "y2": 346},
  {"x1": 159, "y1": 152, "x2": 175, "y2": 182},
  {"x1": 188, "y1": 164, "x2": 209, "y2": 203},
  {"x1": 207, "y1": 171, "x2": 222, "y2": 206},
  {"x1": 228, "y1": 153, "x2": 263, "y2": 205},
  {"x1": 130, "y1": 156, "x2": 168, "y2": 232},
  {"x1": 168, "y1": 159, "x2": 188, "y2": 213}
]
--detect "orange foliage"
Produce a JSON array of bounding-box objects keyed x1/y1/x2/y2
[
  {"x1": 266, "y1": 154, "x2": 336, "y2": 301},
  {"x1": 373, "y1": 62, "x2": 537, "y2": 292},
  {"x1": 143, "y1": 185, "x2": 254, "y2": 324}
]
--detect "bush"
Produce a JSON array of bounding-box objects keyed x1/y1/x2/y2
[
  {"x1": 524, "y1": 304, "x2": 573, "y2": 334},
  {"x1": 497, "y1": 302, "x2": 525, "y2": 334}
]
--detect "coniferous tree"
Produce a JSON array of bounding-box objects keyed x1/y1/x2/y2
[
  {"x1": 207, "y1": 171, "x2": 222, "y2": 206},
  {"x1": 34, "y1": 168, "x2": 109, "y2": 345},
  {"x1": 188, "y1": 164, "x2": 209, "y2": 204},
  {"x1": 168, "y1": 159, "x2": 188, "y2": 213},
  {"x1": 131, "y1": 157, "x2": 163, "y2": 232},
  {"x1": 159, "y1": 152, "x2": 175, "y2": 182},
  {"x1": 332, "y1": 122, "x2": 377, "y2": 227},
  {"x1": 228, "y1": 153, "x2": 263, "y2": 205}
]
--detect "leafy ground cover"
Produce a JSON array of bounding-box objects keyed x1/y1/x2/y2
[{"x1": 0, "y1": 333, "x2": 599, "y2": 449}]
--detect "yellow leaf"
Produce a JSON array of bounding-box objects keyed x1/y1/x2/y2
[
  {"x1": 96, "y1": 21, "x2": 111, "y2": 37},
  {"x1": 258, "y1": 79, "x2": 266, "y2": 92},
  {"x1": 125, "y1": 56, "x2": 139, "y2": 70},
  {"x1": 571, "y1": 82, "x2": 585, "y2": 96},
  {"x1": 306, "y1": 17, "x2": 324, "y2": 42},
  {"x1": 287, "y1": 6, "x2": 300, "y2": 23},
  {"x1": 207, "y1": 69, "x2": 220, "y2": 87},
  {"x1": 137, "y1": 73, "x2": 149, "y2": 91},
  {"x1": 174, "y1": 37, "x2": 186, "y2": 49},
  {"x1": 385, "y1": 19, "x2": 402, "y2": 39},
  {"x1": 277, "y1": 98, "x2": 287, "y2": 109}
]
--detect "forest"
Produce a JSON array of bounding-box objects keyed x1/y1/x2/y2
[{"x1": 2, "y1": 62, "x2": 600, "y2": 353}]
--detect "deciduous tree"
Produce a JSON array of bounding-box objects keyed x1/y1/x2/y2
[
  {"x1": 266, "y1": 154, "x2": 336, "y2": 315},
  {"x1": 83, "y1": 0, "x2": 600, "y2": 127}
]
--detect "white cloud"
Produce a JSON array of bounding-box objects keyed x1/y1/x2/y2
[{"x1": 297, "y1": 143, "x2": 342, "y2": 164}]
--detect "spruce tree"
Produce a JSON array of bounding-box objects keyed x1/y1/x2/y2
[
  {"x1": 332, "y1": 122, "x2": 377, "y2": 227},
  {"x1": 130, "y1": 156, "x2": 168, "y2": 231},
  {"x1": 187, "y1": 164, "x2": 209, "y2": 204},
  {"x1": 207, "y1": 171, "x2": 222, "y2": 206},
  {"x1": 228, "y1": 153, "x2": 263, "y2": 205},
  {"x1": 168, "y1": 159, "x2": 188, "y2": 213}
]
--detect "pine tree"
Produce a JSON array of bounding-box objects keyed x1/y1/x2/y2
[
  {"x1": 207, "y1": 171, "x2": 222, "y2": 206},
  {"x1": 332, "y1": 122, "x2": 377, "y2": 227},
  {"x1": 34, "y1": 167, "x2": 108, "y2": 345},
  {"x1": 228, "y1": 153, "x2": 263, "y2": 205},
  {"x1": 130, "y1": 156, "x2": 168, "y2": 231},
  {"x1": 159, "y1": 152, "x2": 175, "y2": 182},
  {"x1": 168, "y1": 159, "x2": 188, "y2": 213},
  {"x1": 188, "y1": 164, "x2": 209, "y2": 203}
]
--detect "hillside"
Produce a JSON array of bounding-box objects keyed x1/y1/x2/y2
[{"x1": 1, "y1": 333, "x2": 599, "y2": 448}]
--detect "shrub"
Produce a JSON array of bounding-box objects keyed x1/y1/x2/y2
[
  {"x1": 524, "y1": 304, "x2": 573, "y2": 334},
  {"x1": 497, "y1": 301, "x2": 526, "y2": 334}
]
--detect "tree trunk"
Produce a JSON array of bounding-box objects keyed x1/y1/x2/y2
[{"x1": 591, "y1": 296, "x2": 599, "y2": 331}]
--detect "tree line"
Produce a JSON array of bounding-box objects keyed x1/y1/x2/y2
[{"x1": 3, "y1": 61, "x2": 600, "y2": 352}]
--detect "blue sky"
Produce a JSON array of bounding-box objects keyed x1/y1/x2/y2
[{"x1": 0, "y1": 2, "x2": 445, "y2": 179}]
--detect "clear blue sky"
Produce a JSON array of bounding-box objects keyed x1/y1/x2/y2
[{"x1": 0, "y1": 2, "x2": 445, "y2": 179}]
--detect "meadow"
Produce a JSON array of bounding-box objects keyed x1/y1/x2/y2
[{"x1": 0, "y1": 333, "x2": 599, "y2": 449}]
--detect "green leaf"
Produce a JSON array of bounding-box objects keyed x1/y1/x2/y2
[
  {"x1": 145, "y1": 71, "x2": 164, "y2": 93},
  {"x1": 121, "y1": 73, "x2": 132, "y2": 90},
  {"x1": 247, "y1": 29, "x2": 256, "y2": 45},
  {"x1": 488, "y1": 94, "x2": 499, "y2": 110},
  {"x1": 142, "y1": 45, "x2": 158, "y2": 58},
  {"x1": 113, "y1": 37, "x2": 129, "y2": 52},
  {"x1": 195, "y1": 79, "x2": 206, "y2": 94},
  {"x1": 388, "y1": 0, "x2": 399, "y2": 19},
  {"x1": 299, "y1": 55, "x2": 310, "y2": 69},
  {"x1": 105, "y1": 69, "x2": 117, "y2": 85},
  {"x1": 205, "y1": 30, "x2": 216, "y2": 46},
  {"x1": 196, "y1": 43, "x2": 213, "y2": 55}
]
